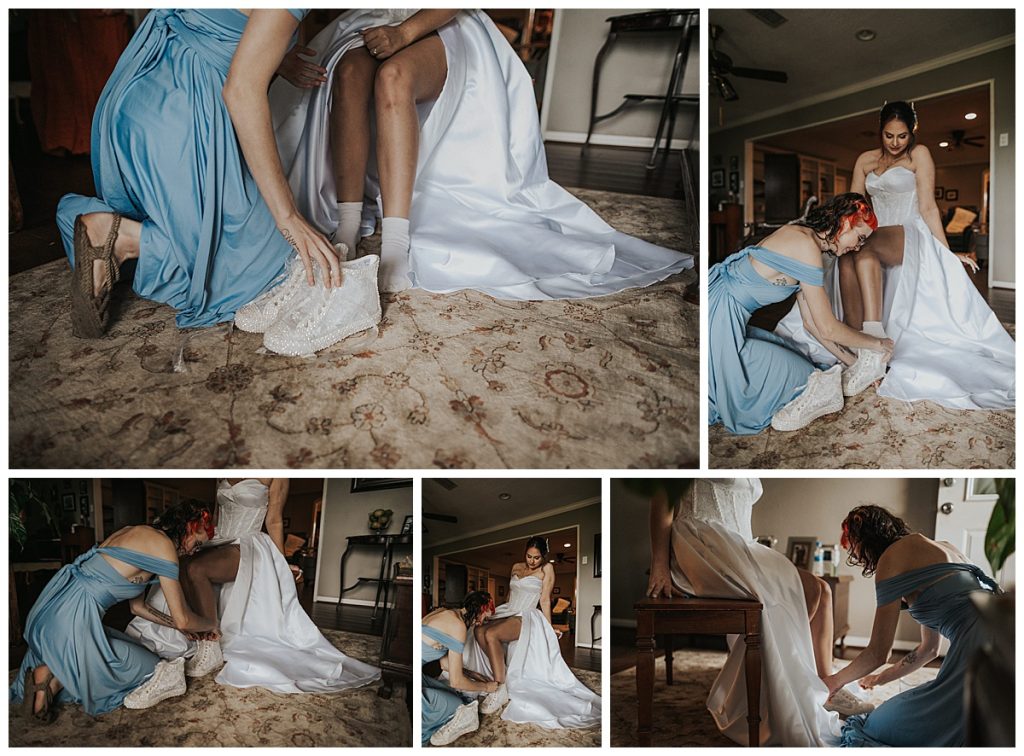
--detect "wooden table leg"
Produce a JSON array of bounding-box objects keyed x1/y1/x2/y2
[
  {"x1": 664, "y1": 633, "x2": 675, "y2": 685},
  {"x1": 744, "y1": 610, "x2": 762, "y2": 747},
  {"x1": 636, "y1": 610, "x2": 655, "y2": 747}
]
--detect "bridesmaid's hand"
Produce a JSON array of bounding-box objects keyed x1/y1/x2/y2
[
  {"x1": 822, "y1": 673, "x2": 843, "y2": 700},
  {"x1": 871, "y1": 338, "x2": 894, "y2": 361},
  {"x1": 277, "y1": 217, "x2": 342, "y2": 288},
  {"x1": 859, "y1": 673, "x2": 882, "y2": 690},
  {"x1": 483, "y1": 681, "x2": 499, "y2": 693},
  {"x1": 956, "y1": 252, "x2": 980, "y2": 274},
  {"x1": 277, "y1": 45, "x2": 327, "y2": 88},
  {"x1": 362, "y1": 25, "x2": 412, "y2": 59}
]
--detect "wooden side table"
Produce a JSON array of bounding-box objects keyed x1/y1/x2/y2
[
  {"x1": 379, "y1": 571, "x2": 413, "y2": 708},
  {"x1": 824, "y1": 575, "x2": 852, "y2": 651},
  {"x1": 337, "y1": 533, "x2": 412, "y2": 620}
]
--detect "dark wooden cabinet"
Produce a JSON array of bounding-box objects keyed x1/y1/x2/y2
[
  {"x1": 379, "y1": 572, "x2": 413, "y2": 706},
  {"x1": 824, "y1": 575, "x2": 852, "y2": 650}
]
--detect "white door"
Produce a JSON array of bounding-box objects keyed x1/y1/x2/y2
[{"x1": 934, "y1": 478, "x2": 1013, "y2": 587}]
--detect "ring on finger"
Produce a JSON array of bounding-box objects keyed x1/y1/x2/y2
[{"x1": 371, "y1": 47, "x2": 378, "y2": 55}]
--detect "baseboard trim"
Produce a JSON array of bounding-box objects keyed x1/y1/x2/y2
[{"x1": 543, "y1": 130, "x2": 691, "y2": 151}]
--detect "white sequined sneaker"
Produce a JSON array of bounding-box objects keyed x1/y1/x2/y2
[
  {"x1": 184, "y1": 639, "x2": 224, "y2": 678},
  {"x1": 479, "y1": 683, "x2": 509, "y2": 715},
  {"x1": 430, "y1": 699, "x2": 480, "y2": 746},
  {"x1": 841, "y1": 348, "x2": 888, "y2": 397},
  {"x1": 123, "y1": 657, "x2": 186, "y2": 709},
  {"x1": 771, "y1": 364, "x2": 844, "y2": 432},
  {"x1": 263, "y1": 253, "x2": 381, "y2": 357},
  {"x1": 825, "y1": 687, "x2": 876, "y2": 718},
  {"x1": 233, "y1": 254, "x2": 309, "y2": 334}
]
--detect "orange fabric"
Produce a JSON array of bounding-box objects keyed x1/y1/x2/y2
[{"x1": 27, "y1": 10, "x2": 132, "y2": 155}]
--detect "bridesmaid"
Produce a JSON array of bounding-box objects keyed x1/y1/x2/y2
[
  {"x1": 58, "y1": 9, "x2": 341, "y2": 337},
  {"x1": 10, "y1": 501, "x2": 216, "y2": 719},
  {"x1": 708, "y1": 193, "x2": 892, "y2": 434},
  {"x1": 422, "y1": 591, "x2": 498, "y2": 746}
]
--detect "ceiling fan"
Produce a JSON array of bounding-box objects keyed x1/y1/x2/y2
[
  {"x1": 943, "y1": 129, "x2": 985, "y2": 149},
  {"x1": 551, "y1": 552, "x2": 576, "y2": 565},
  {"x1": 710, "y1": 24, "x2": 788, "y2": 102}
]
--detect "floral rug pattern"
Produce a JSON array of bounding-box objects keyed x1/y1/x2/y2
[
  {"x1": 9, "y1": 629, "x2": 409, "y2": 747},
  {"x1": 611, "y1": 649, "x2": 937, "y2": 747},
  {"x1": 9, "y1": 190, "x2": 696, "y2": 469}
]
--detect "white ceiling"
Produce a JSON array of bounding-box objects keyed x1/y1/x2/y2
[
  {"x1": 422, "y1": 477, "x2": 600, "y2": 547},
  {"x1": 710, "y1": 9, "x2": 1012, "y2": 127},
  {"x1": 757, "y1": 85, "x2": 991, "y2": 170}
]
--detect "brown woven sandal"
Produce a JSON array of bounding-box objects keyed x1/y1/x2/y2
[
  {"x1": 70, "y1": 213, "x2": 122, "y2": 338},
  {"x1": 22, "y1": 668, "x2": 57, "y2": 723}
]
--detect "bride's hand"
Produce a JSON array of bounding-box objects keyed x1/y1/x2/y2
[
  {"x1": 277, "y1": 216, "x2": 342, "y2": 288},
  {"x1": 362, "y1": 24, "x2": 412, "y2": 60},
  {"x1": 647, "y1": 564, "x2": 673, "y2": 598},
  {"x1": 956, "y1": 253, "x2": 980, "y2": 274}
]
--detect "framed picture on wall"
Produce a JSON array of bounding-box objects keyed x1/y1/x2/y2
[
  {"x1": 61, "y1": 493, "x2": 75, "y2": 511},
  {"x1": 786, "y1": 536, "x2": 816, "y2": 571},
  {"x1": 729, "y1": 155, "x2": 739, "y2": 171},
  {"x1": 729, "y1": 171, "x2": 739, "y2": 192},
  {"x1": 401, "y1": 515, "x2": 414, "y2": 534},
  {"x1": 711, "y1": 169, "x2": 725, "y2": 188},
  {"x1": 552, "y1": 587, "x2": 561, "y2": 595},
  {"x1": 945, "y1": 189, "x2": 959, "y2": 202},
  {"x1": 282, "y1": 518, "x2": 290, "y2": 528},
  {"x1": 351, "y1": 479, "x2": 412, "y2": 493},
  {"x1": 79, "y1": 495, "x2": 89, "y2": 509},
  {"x1": 593, "y1": 533, "x2": 602, "y2": 578},
  {"x1": 498, "y1": 585, "x2": 505, "y2": 598},
  {"x1": 934, "y1": 186, "x2": 944, "y2": 199}
]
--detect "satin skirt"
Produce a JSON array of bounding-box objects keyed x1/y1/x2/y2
[
  {"x1": 126, "y1": 533, "x2": 380, "y2": 693},
  {"x1": 461, "y1": 606, "x2": 601, "y2": 729},
  {"x1": 670, "y1": 518, "x2": 841, "y2": 746},
  {"x1": 271, "y1": 9, "x2": 692, "y2": 300},
  {"x1": 775, "y1": 219, "x2": 1015, "y2": 410}
]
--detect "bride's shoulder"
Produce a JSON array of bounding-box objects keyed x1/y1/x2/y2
[
  {"x1": 908, "y1": 143, "x2": 933, "y2": 167},
  {"x1": 854, "y1": 148, "x2": 882, "y2": 172}
]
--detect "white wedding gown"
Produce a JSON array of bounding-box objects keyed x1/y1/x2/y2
[
  {"x1": 271, "y1": 9, "x2": 692, "y2": 299},
  {"x1": 461, "y1": 574, "x2": 601, "y2": 729},
  {"x1": 126, "y1": 479, "x2": 380, "y2": 693},
  {"x1": 670, "y1": 478, "x2": 840, "y2": 747},
  {"x1": 775, "y1": 166, "x2": 1014, "y2": 409}
]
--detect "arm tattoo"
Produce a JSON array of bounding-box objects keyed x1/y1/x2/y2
[
  {"x1": 128, "y1": 575, "x2": 148, "y2": 584},
  {"x1": 280, "y1": 227, "x2": 298, "y2": 250},
  {"x1": 899, "y1": 650, "x2": 918, "y2": 667},
  {"x1": 148, "y1": 606, "x2": 175, "y2": 627},
  {"x1": 771, "y1": 276, "x2": 793, "y2": 286}
]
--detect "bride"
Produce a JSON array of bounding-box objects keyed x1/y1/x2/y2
[
  {"x1": 266, "y1": 9, "x2": 692, "y2": 301},
  {"x1": 647, "y1": 478, "x2": 872, "y2": 746},
  {"x1": 126, "y1": 478, "x2": 379, "y2": 692},
  {"x1": 775, "y1": 100, "x2": 1014, "y2": 406},
  {"x1": 461, "y1": 536, "x2": 601, "y2": 729}
]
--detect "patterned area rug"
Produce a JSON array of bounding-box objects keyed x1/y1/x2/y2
[
  {"x1": 9, "y1": 190, "x2": 696, "y2": 469},
  {"x1": 710, "y1": 383, "x2": 1015, "y2": 469},
  {"x1": 610, "y1": 649, "x2": 938, "y2": 747},
  {"x1": 9, "y1": 629, "x2": 410, "y2": 747},
  {"x1": 446, "y1": 667, "x2": 602, "y2": 747}
]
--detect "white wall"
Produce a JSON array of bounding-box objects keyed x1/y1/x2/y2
[
  {"x1": 544, "y1": 9, "x2": 699, "y2": 148},
  {"x1": 314, "y1": 479, "x2": 413, "y2": 606}
]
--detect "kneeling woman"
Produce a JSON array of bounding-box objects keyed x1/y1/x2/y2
[
  {"x1": 827, "y1": 505, "x2": 1002, "y2": 747},
  {"x1": 10, "y1": 502, "x2": 217, "y2": 719},
  {"x1": 708, "y1": 193, "x2": 893, "y2": 435},
  {"x1": 464, "y1": 537, "x2": 601, "y2": 729},
  {"x1": 422, "y1": 591, "x2": 500, "y2": 746}
]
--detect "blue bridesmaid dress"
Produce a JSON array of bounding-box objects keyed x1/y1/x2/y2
[
  {"x1": 10, "y1": 545, "x2": 180, "y2": 715},
  {"x1": 422, "y1": 625, "x2": 470, "y2": 745},
  {"x1": 841, "y1": 563, "x2": 1000, "y2": 747},
  {"x1": 56, "y1": 9, "x2": 305, "y2": 328},
  {"x1": 708, "y1": 246, "x2": 825, "y2": 435}
]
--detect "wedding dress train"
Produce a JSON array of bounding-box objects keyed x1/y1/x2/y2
[{"x1": 126, "y1": 479, "x2": 379, "y2": 693}]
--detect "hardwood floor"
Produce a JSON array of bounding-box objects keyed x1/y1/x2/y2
[{"x1": 543, "y1": 141, "x2": 687, "y2": 201}]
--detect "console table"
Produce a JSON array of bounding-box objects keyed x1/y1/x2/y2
[
  {"x1": 379, "y1": 571, "x2": 413, "y2": 708},
  {"x1": 337, "y1": 533, "x2": 412, "y2": 620}
]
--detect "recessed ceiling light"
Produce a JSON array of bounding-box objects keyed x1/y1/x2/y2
[
  {"x1": 498, "y1": 493, "x2": 511, "y2": 500},
  {"x1": 855, "y1": 29, "x2": 876, "y2": 41},
  {"x1": 549, "y1": 559, "x2": 555, "y2": 563},
  {"x1": 563, "y1": 542, "x2": 571, "y2": 548},
  {"x1": 965, "y1": 112, "x2": 978, "y2": 120},
  {"x1": 939, "y1": 141, "x2": 950, "y2": 148}
]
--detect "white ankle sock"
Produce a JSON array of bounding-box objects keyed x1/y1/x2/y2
[
  {"x1": 379, "y1": 216, "x2": 411, "y2": 292},
  {"x1": 336, "y1": 202, "x2": 363, "y2": 259},
  {"x1": 862, "y1": 320, "x2": 887, "y2": 339}
]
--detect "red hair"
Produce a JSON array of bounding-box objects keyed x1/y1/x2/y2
[
  {"x1": 842, "y1": 199, "x2": 878, "y2": 232},
  {"x1": 186, "y1": 509, "x2": 215, "y2": 540}
]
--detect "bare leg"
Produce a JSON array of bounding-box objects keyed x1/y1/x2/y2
[
  {"x1": 181, "y1": 545, "x2": 241, "y2": 632},
  {"x1": 837, "y1": 255, "x2": 864, "y2": 330},
  {"x1": 853, "y1": 226, "x2": 905, "y2": 323},
  {"x1": 31, "y1": 664, "x2": 64, "y2": 715},
  {"x1": 374, "y1": 36, "x2": 448, "y2": 218},
  {"x1": 80, "y1": 213, "x2": 142, "y2": 297},
  {"x1": 797, "y1": 568, "x2": 834, "y2": 679},
  {"x1": 330, "y1": 48, "x2": 378, "y2": 204},
  {"x1": 478, "y1": 616, "x2": 522, "y2": 684}
]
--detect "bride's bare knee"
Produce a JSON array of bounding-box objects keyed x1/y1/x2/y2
[
  {"x1": 374, "y1": 60, "x2": 413, "y2": 108},
  {"x1": 335, "y1": 51, "x2": 375, "y2": 97}
]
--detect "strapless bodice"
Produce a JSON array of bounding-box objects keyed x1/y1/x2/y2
[
  {"x1": 675, "y1": 478, "x2": 761, "y2": 540},
  {"x1": 216, "y1": 479, "x2": 268, "y2": 539},
  {"x1": 504, "y1": 574, "x2": 543, "y2": 613},
  {"x1": 865, "y1": 166, "x2": 919, "y2": 226}
]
